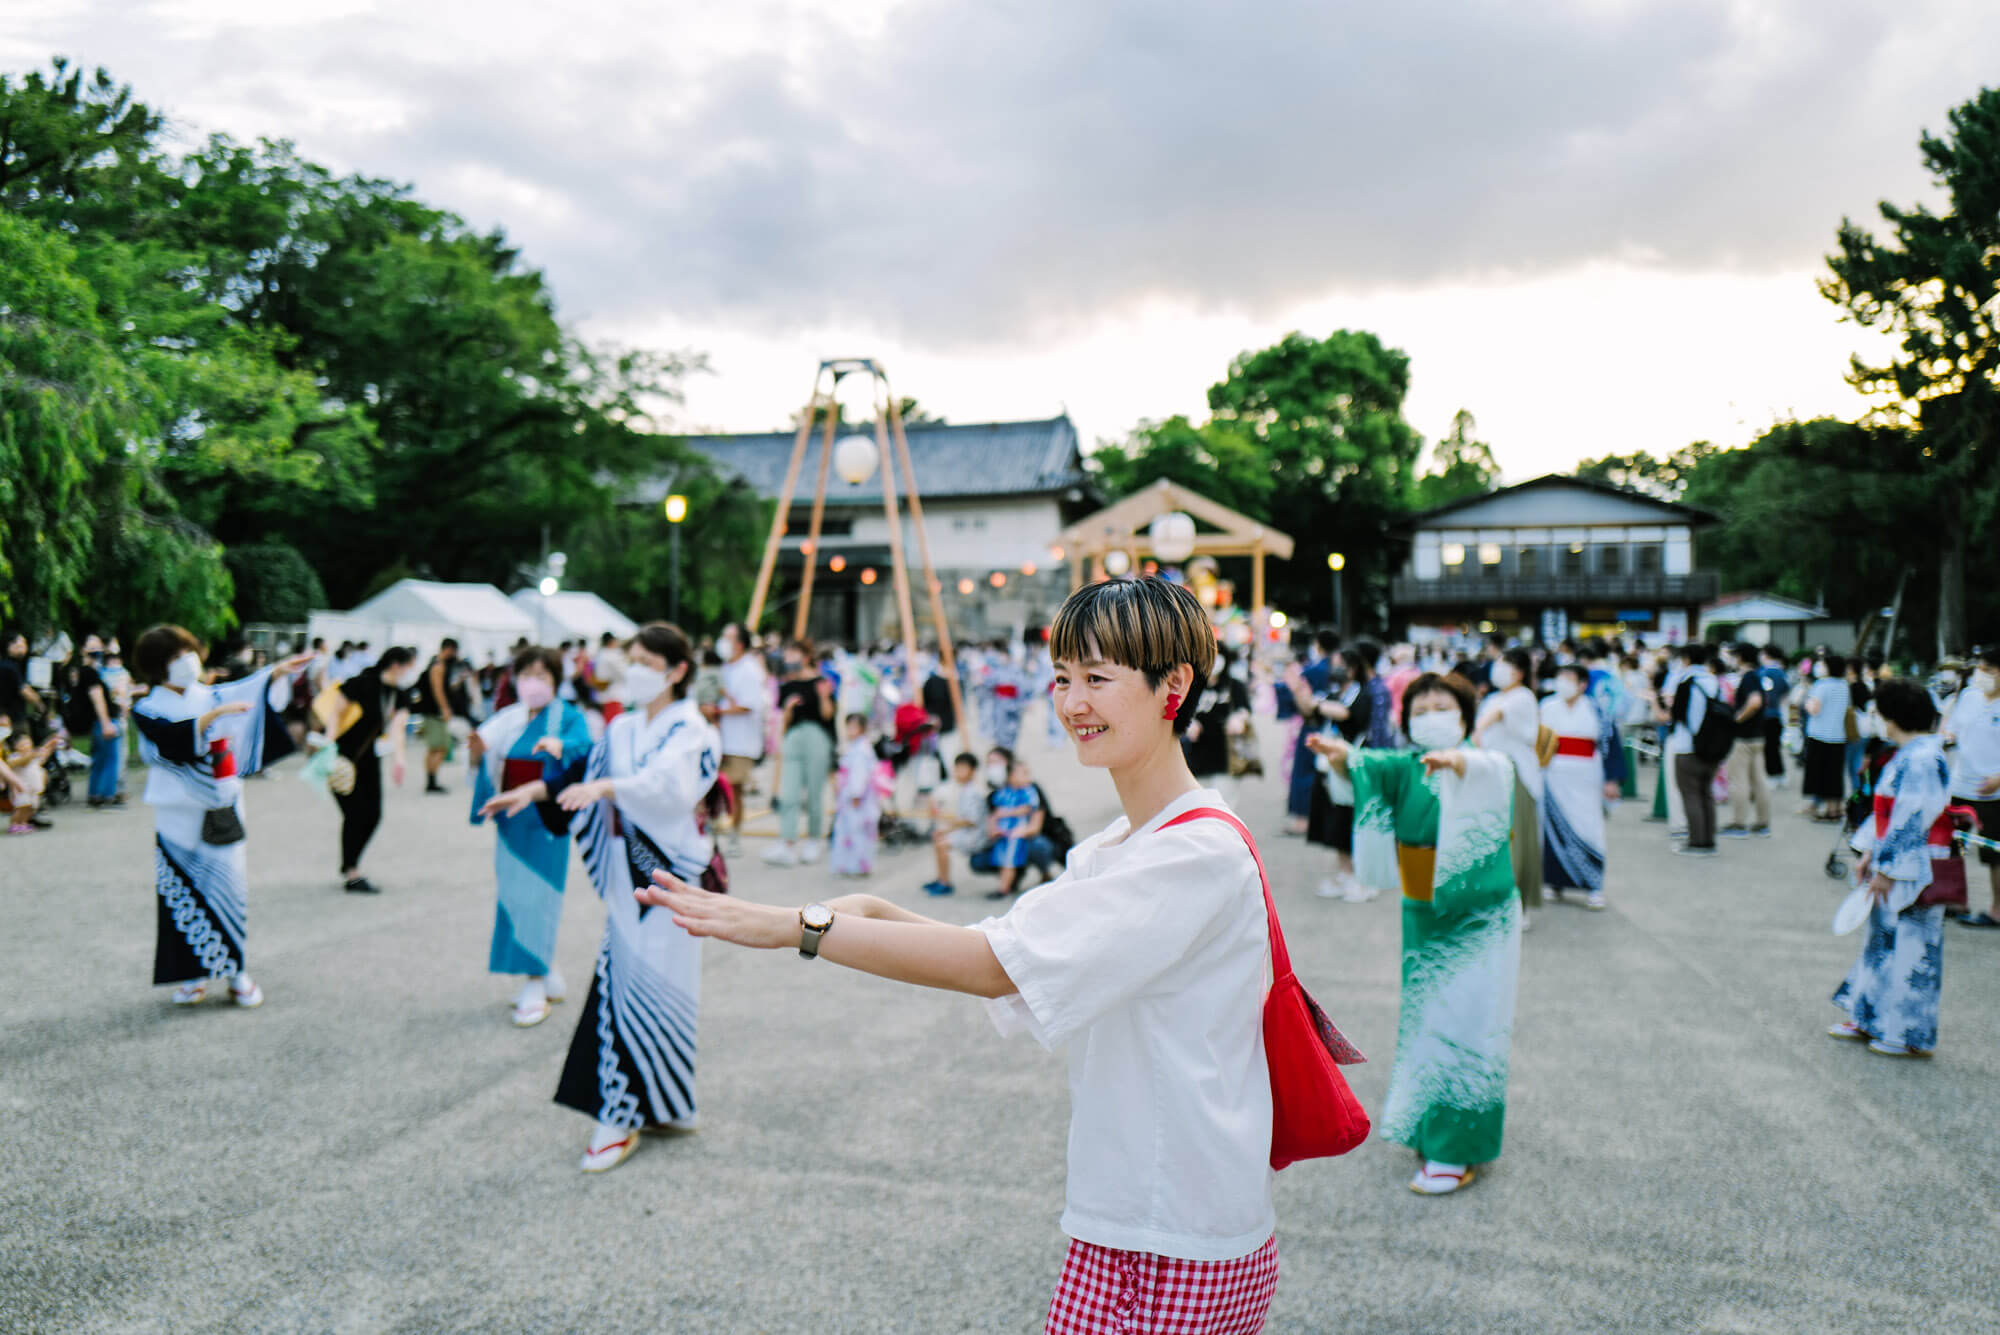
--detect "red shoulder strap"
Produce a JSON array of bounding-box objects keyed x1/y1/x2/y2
[{"x1": 1162, "y1": 806, "x2": 1291, "y2": 981}]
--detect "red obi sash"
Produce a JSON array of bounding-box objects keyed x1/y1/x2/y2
[
  {"x1": 502, "y1": 757, "x2": 545, "y2": 790},
  {"x1": 994, "y1": 684, "x2": 1020, "y2": 699},
  {"x1": 1554, "y1": 736, "x2": 1596, "y2": 760}
]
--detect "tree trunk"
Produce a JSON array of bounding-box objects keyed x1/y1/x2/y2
[{"x1": 1939, "y1": 487, "x2": 1969, "y2": 657}]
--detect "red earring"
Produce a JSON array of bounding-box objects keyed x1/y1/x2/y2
[{"x1": 1163, "y1": 692, "x2": 1181, "y2": 720}]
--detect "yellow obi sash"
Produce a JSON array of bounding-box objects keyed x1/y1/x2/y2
[{"x1": 1396, "y1": 843, "x2": 1436, "y2": 902}]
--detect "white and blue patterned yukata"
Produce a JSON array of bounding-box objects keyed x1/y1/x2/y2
[
  {"x1": 130, "y1": 668, "x2": 293, "y2": 986},
  {"x1": 469, "y1": 699, "x2": 593, "y2": 976},
  {"x1": 553, "y1": 697, "x2": 721, "y2": 1128},
  {"x1": 1834, "y1": 735, "x2": 1951, "y2": 1052}
]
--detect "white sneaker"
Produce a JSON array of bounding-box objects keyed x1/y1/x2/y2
[
  {"x1": 1341, "y1": 877, "x2": 1379, "y2": 903},
  {"x1": 1585, "y1": 891, "x2": 1607, "y2": 911},
  {"x1": 799, "y1": 840, "x2": 823, "y2": 864},
  {"x1": 762, "y1": 843, "x2": 799, "y2": 866},
  {"x1": 1316, "y1": 877, "x2": 1343, "y2": 899},
  {"x1": 1519, "y1": 910, "x2": 1533, "y2": 932}
]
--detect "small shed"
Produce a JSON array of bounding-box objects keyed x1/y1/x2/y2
[
  {"x1": 1700, "y1": 591, "x2": 1851, "y2": 653},
  {"x1": 510, "y1": 589, "x2": 639, "y2": 645},
  {"x1": 1056, "y1": 478, "x2": 1296, "y2": 612}
]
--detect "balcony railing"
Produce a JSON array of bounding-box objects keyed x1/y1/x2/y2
[{"x1": 1391, "y1": 572, "x2": 1720, "y2": 607}]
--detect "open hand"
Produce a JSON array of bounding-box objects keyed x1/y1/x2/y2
[
  {"x1": 278, "y1": 652, "x2": 317, "y2": 675},
  {"x1": 1867, "y1": 872, "x2": 1893, "y2": 903},
  {"x1": 531, "y1": 736, "x2": 564, "y2": 761},
  {"x1": 480, "y1": 788, "x2": 537, "y2": 820},
  {"x1": 556, "y1": 778, "x2": 613, "y2": 812},
  {"x1": 1304, "y1": 733, "x2": 1347, "y2": 761},
  {"x1": 1420, "y1": 750, "x2": 1468, "y2": 778},
  {"x1": 638, "y1": 870, "x2": 794, "y2": 948}
]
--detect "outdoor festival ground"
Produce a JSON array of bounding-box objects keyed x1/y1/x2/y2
[{"x1": 5, "y1": 725, "x2": 1999, "y2": 1335}]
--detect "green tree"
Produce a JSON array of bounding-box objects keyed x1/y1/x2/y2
[
  {"x1": 1822, "y1": 86, "x2": 2000, "y2": 655},
  {"x1": 1411, "y1": 409, "x2": 1501, "y2": 510},
  {"x1": 0, "y1": 212, "x2": 149, "y2": 631},
  {"x1": 1086, "y1": 415, "x2": 1275, "y2": 519},
  {"x1": 1206, "y1": 329, "x2": 1424, "y2": 625},
  {"x1": 225, "y1": 541, "x2": 329, "y2": 625}
]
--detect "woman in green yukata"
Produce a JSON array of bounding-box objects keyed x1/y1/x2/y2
[{"x1": 1309, "y1": 670, "x2": 1519, "y2": 1196}]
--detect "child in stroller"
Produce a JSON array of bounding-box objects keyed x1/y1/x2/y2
[{"x1": 873, "y1": 701, "x2": 940, "y2": 850}]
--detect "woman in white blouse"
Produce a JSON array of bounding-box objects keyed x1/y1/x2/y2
[
  {"x1": 1475, "y1": 647, "x2": 1543, "y2": 920},
  {"x1": 641, "y1": 577, "x2": 1282, "y2": 1333}
]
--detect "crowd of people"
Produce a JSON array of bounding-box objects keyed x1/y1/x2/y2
[{"x1": 10, "y1": 590, "x2": 1996, "y2": 1333}]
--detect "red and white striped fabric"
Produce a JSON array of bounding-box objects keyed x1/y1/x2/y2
[{"x1": 1045, "y1": 1236, "x2": 1279, "y2": 1334}]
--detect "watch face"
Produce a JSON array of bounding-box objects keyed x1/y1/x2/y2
[{"x1": 801, "y1": 903, "x2": 834, "y2": 930}]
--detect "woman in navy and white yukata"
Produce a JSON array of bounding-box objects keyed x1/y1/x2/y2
[
  {"x1": 497, "y1": 622, "x2": 724, "y2": 1173},
  {"x1": 128, "y1": 626, "x2": 312, "y2": 1008}
]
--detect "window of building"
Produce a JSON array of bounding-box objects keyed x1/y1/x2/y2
[
  {"x1": 1478, "y1": 543, "x2": 1502, "y2": 576},
  {"x1": 1562, "y1": 543, "x2": 1585, "y2": 576},
  {"x1": 787, "y1": 515, "x2": 854, "y2": 537},
  {"x1": 1442, "y1": 542, "x2": 1467, "y2": 578},
  {"x1": 1597, "y1": 544, "x2": 1623, "y2": 575},
  {"x1": 1634, "y1": 544, "x2": 1663, "y2": 574},
  {"x1": 1518, "y1": 547, "x2": 1541, "y2": 577}
]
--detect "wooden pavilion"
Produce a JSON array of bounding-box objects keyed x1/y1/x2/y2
[{"x1": 1056, "y1": 478, "x2": 1295, "y2": 613}]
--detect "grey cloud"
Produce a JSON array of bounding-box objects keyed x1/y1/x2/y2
[{"x1": 16, "y1": 0, "x2": 2000, "y2": 344}]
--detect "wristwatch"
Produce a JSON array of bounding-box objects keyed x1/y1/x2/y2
[{"x1": 798, "y1": 903, "x2": 834, "y2": 959}]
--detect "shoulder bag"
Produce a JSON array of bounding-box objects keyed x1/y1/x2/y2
[{"x1": 1163, "y1": 807, "x2": 1371, "y2": 1168}]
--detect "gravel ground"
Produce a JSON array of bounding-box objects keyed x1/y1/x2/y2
[{"x1": 4, "y1": 729, "x2": 1998, "y2": 1334}]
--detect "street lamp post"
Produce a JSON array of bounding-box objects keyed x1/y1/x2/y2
[
  {"x1": 665, "y1": 494, "x2": 688, "y2": 626},
  {"x1": 1327, "y1": 551, "x2": 1346, "y2": 637}
]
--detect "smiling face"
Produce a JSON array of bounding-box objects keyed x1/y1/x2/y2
[{"x1": 1052, "y1": 650, "x2": 1194, "y2": 770}]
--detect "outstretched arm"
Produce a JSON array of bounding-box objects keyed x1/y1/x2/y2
[{"x1": 635, "y1": 874, "x2": 1015, "y2": 998}]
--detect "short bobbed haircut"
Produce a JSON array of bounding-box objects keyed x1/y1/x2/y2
[
  {"x1": 1400, "y1": 671, "x2": 1478, "y2": 736},
  {"x1": 133, "y1": 624, "x2": 203, "y2": 686},
  {"x1": 1875, "y1": 678, "x2": 1937, "y2": 734},
  {"x1": 1049, "y1": 577, "x2": 1215, "y2": 733},
  {"x1": 512, "y1": 645, "x2": 564, "y2": 683}
]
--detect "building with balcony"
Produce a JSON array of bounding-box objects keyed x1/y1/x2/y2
[
  {"x1": 657, "y1": 416, "x2": 1097, "y2": 645},
  {"x1": 1391, "y1": 475, "x2": 1720, "y2": 645}
]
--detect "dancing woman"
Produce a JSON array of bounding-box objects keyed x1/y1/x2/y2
[
  {"x1": 128, "y1": 626, "x2": 312, "y2": 1007},
  {"x1": 1540, "y1": 662, "x2": 1617, "y2": 911},
  {"x1": 516, "y1": 623, "x2": 723, "y2": 1173},
  {"x1": 1312, "y1": 671, "x2": 1519, "y2": 1196},
  {"x1": 637, "y1": 578, "x2": 1282, "y2": 1334},
  {"x1": 470, "y1": 645, "x2": 594, "y2": 1027}
]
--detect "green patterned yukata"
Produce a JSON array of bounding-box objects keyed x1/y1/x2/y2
[{"x1": 1350, "y1": 746, "x2": 1520, "y2": 1165}]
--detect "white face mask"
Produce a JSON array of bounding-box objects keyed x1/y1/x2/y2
[
  {"x1": 624, "y1": 663, "x2": 670, "y2": 706},
  {"x1": 1409, "y1": 711, "x2": 1465, "y2": 751},
  {"x1": 166, "y1": 651, "x2": 202, "y2": 690},
  {"x1": 1560, "y1": 680, "x2": 1585, "y2": 702},
  {"x1": 1489, "y1": 662, "x2": 1519, "y2": 691},
  {"x1": 1976, "y1": 670, "x2": 1998, "y2": 696},
  {"x1": 985, "y1": 762, "x2": 1008, "y2": 787}
]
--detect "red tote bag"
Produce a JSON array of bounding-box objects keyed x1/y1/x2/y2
[{"x1": 1164, "y1": 808, "x2": 1371, "y2": 1169}]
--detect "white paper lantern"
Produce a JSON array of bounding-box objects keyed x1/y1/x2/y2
[
  {"x1": 1149, "y1": 511, "x2": 1197, "y2": 563},
  {"x1": 1103, "y1": 549, "x2": 1132, "y2": 577},
  {"x1": 836, "y1": 435, "x2": 880, "y2": 485}
]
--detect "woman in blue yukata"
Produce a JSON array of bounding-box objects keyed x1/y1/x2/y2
[
  {"x1": 1831, "y1": 679, "x2": 1952, "y2": 1058},
  {"x1": 128, "y1": 626, "x2": 313, "y2": 1008},
  {"x1": 471, "y1": 645, "x2": 594, "y2": 1028}
]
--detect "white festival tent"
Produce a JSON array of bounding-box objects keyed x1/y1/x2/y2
[
  {"x1": 308, "y1": 579, "x2": 538, "y2": 667},
  {"x1": 508, "y1": 589, "x2": 639, "y2": 646}
]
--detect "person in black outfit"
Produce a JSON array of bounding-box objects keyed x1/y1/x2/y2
[
  {"x1": 1306, "y1": 646, "x2": 1377, "y2": 899},
  {"x1": 322, "y1": 646, "x2": 417, "y2": 894},
  {"x1": 416, "y1": 638, "x2": 460, "y2": 795},
  {"x1": 1181, "y1": 646, "x2": 1250, "y2": 788}
]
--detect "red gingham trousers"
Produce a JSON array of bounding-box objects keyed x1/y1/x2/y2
[{"x1": 1045, "y1": 1236, "x2": 1279, "y2": 1334}]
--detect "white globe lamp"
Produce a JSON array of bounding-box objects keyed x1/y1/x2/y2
[
  {"x1": 1149, "y1": 511, "x2": 1197, "y2": 564},
  {"x1": 1103, "y1": 549, "x2": 1132, "y2": 578},
  {"x1": 835, "y1": 435, "x2": 880, "y2": 485}
]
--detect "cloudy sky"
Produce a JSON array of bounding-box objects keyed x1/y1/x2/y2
[{"x1": 7, "y1": 0, "x2": 1993, "y2": 476}]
